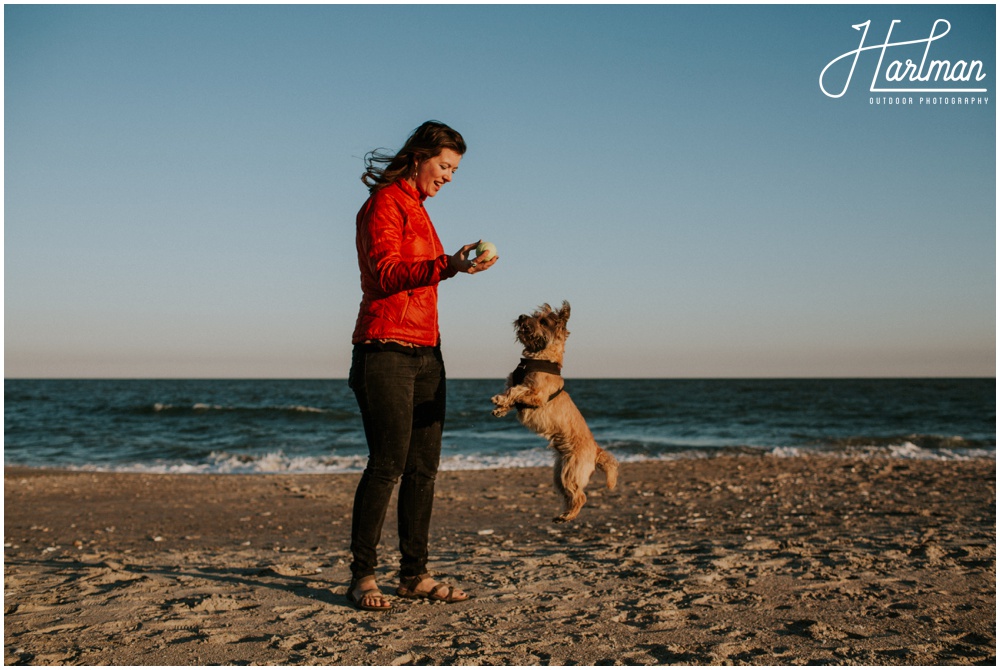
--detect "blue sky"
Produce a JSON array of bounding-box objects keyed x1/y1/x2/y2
[{"x1": 4, "y1": 3, "x2": 995, "y2": 378}]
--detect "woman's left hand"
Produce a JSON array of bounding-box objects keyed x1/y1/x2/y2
[{"x1": 449, "y1": 241, "x2": 499, "y2": 275}]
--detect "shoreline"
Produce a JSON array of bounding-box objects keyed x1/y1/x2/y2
[
  {"x1": 5, "y1": 455, "x2": 996, "y2": 665},
  {"x1": 4, "y1": 441, "x2": 995, "y2": 477}
]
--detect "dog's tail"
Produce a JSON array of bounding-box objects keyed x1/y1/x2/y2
[{"x1": 595, "y1": 447, "x2": 619, "y2": 490}]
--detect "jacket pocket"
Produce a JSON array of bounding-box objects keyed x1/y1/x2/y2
[{"x1": 398, "y1": 291, "x2": 413, "y2": 324}]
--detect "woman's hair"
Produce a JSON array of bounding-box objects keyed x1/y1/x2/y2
[{"x1": 362, "y1": 120, "x2": 466, "y2": 192}]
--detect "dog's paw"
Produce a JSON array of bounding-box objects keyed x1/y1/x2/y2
[
  {"x1": 553, "y1": 514, "x2": 571, "y2": 524},
  {"x1": 490, "y1": 395, "x2": 511, "y2": 417}
]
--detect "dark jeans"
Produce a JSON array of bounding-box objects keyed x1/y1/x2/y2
[{"x1": 348, "y1": 343, "x2": 446, "y2": 581}]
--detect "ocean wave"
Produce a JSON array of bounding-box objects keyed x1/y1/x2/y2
[
  {"x1": 61, "y1": 449, "x2": 564, "y2": 474},
  {"x1": 52, "y1": 451, "x2": 670, "y2": 475},
  {"x1": 63, "y1": 450, "x2": 370, "y2": 475},
  {"x1": 768, "y1": 441, "x2": 994, "y2": 461},
  {"x1": 844, "y1": 441, "x2": 995, "y2": 461},
  {"x1": 48, "y1": 441, "x2": 993, "y2": 476},
  {"x1": 143, "y1": 403, "x2": 348, "y2": 419},
  {"x1": 816, "y1": 433, "x2": 993, "y2": 451}
]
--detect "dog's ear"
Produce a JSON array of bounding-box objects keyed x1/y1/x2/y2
[{"x1": 558, "y1": 300, "x2": 571, "y2": 324}]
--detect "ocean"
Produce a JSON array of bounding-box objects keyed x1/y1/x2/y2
[{"x1": 3, "y1": 378, "x2": 994, "y2": 473}]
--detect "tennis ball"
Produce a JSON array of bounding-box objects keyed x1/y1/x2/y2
[{"x1": 475, "y1": 241, "x2": 497, "y2": 261}]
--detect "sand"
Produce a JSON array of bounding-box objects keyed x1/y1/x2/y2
[{"x1": 3, "y1": 455, "x2": 996, "y2": 666}]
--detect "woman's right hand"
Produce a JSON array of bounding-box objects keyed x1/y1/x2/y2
[{"x1": 449, "y1": 240, "x2": 498, "y2": 275}]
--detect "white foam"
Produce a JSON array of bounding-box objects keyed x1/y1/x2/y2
[
  {"x1": 284, "y1": 405, "x2": 328, "y2": 414},
  {"x1": 49, "y1": 441, "x2": 995, "y2": 476},
  {"x1": 64, "y1": 451, "x2": 369, "y2": 475},
  {"x1": 149, "y1": 403, "x2": 331, "y2": 414},
  {"x1": 766, "y1": 441, "x2": 995, "y2": 461},
  {"x1": 440, "y1": 450, "x2": 553, "y2": 471},
  {"x1": 769, "y1": 446, "x2": 803, "y2": 458},
  {"x1": 884, "y1": 441, "x2": 993, "y2": 461}
]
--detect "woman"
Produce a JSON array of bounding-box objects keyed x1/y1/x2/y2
[{"x1": 347, "y1": 121, "x2": 498, "y2": 611}]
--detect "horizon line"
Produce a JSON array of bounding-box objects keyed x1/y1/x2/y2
[{"x1": 5, "y1": 375, "x2": 995, "y2": 382}]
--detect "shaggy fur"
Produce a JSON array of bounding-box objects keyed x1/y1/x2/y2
[{"x1": 491, "y1": 301, "x2": 619, "y2": 522}]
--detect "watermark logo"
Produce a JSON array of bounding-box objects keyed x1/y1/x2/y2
[{"x1": 820, "y1": 19, "x2": 989, "y2": 104}]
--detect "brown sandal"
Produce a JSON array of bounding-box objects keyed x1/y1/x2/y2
[
  {"x1": 396, "y1": 573, "x2": 470, "y2": 603},
  {"x1": 347, "y1": 579, "x2": 392, "y2": 611}
]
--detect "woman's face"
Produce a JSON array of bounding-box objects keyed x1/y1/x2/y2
[{"x1": 412, "y1": 149, "x2": 462, "y2": 198}]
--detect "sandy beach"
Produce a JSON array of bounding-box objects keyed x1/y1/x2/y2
[{"x1": 4, "y1": 455, "x2": 995, "y2": 665}]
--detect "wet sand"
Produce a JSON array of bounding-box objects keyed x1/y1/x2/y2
[{"x1": 4, "y1": 455, "x2": 996, "y2": 665}]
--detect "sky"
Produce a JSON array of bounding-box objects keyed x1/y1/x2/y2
[{"x1": 4, "y1": 2, "x2": 996, "y2": 379}]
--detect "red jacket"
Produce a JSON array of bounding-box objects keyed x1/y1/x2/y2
[{"x1": 352, "y1": 179, "x2": 458, "y2": 346}]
